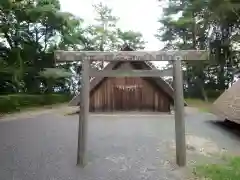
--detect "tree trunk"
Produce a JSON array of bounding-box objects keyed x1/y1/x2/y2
[
  {"x1": 192, "y1": 12, "x2": 209, "y2": 102},
  {"x1": 100, "y1": 39, "x2": 104, "y2": 69},
  {"x1": 201, "y1": 85, "x2": 208, "y2": 102}
]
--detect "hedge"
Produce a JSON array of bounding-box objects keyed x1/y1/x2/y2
[{"x1": 0, "y1": 94, "x2": 71, "y2": 113}]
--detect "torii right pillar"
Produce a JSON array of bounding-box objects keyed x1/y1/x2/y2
[{"x1": 173, "y1": 57, "x2": 186, "y2": 166}]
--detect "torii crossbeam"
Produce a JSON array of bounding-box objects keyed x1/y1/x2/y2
[{"x1": 55, "y1": 49, "x2": 208, "y2": 167}]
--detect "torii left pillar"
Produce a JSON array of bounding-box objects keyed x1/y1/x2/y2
[{"x1": 77, "y1": 57, "x2": 90, "y2": 167}]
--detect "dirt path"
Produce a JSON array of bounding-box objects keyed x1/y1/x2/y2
[
  {"x1": 1, "y1": 104, "x2": 240, "y2": 180},
  {"x1": 184, "y1": 107, "x2": 200, "y2": 114},
  {"x1": 0, "y1": 105, "x2": 200, "y2": 121},
  {"x1": 0, "y1": 103, "x2": 78, "y2": 121},
  {"x1": 0, "y1": 109, "x2": 238, "y2": 180}
]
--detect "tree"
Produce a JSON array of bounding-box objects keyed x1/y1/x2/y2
[
  {"x1": 156, "y1": 0, "x2": 240, "y2": 100},
  {"x1": 0, "y1": 0, "x2": 147, "y2": 95},
  {"x1": 116, "y1": 29, "x2": 145, "y2": 50},
  {"x1": 0, "y1": 0, "x2": 87, "y2": 94},
  {"x1": 93, "y1": 2, "x2": 119, "y2": 51},
  {"x1": 89, "y1": 3, "x2": 146, "y2": 51},
  {"x1": 85, "y1": 2, "x2": 146, "y2": 70}
]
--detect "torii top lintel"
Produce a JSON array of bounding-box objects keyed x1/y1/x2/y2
[{"x1": 54, "y1": 50, "x2": 208, "y2": 62}]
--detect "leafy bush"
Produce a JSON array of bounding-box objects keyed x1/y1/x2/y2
[{"x1": 0, "y1": 94, "x2": 71, "y2": 113}]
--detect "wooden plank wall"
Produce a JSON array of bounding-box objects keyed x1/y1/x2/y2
[
  {"x1": 89, "y1": 62, "x2": 170, "y2": 112},
  {"x1": 89, "y1": 76, "x2": 170, "y2": 112}
]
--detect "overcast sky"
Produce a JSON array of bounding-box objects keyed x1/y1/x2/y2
[{"x1": 59, "y1": 0, "x2": 166, "y2": 51}]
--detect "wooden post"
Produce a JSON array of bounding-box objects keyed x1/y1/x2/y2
[
  {"x1": 173, "y1": 57, "x2": 186, "y2": 167},
  {"x1": 77, "y1": 58, "x2": 90, "y2": 167},
  {"x1": 54, "y1": 50, "x2": 207, "y2": 168}
]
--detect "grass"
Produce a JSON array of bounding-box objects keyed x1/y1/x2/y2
[
  {"x1": 194, "y1": 156, "x2": 240, "y2": 180},
  {"x1": 185, "y1": 98, "x2": 215, "y2": 112}
]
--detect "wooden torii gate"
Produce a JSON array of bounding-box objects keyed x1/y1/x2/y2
[{"x1": 55, "y1": 50, "x2": 208, "y2": 167}]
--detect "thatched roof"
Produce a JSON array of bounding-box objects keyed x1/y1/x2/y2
[{"x1": 211, "y1": 79, "x2": 240, "y2": 124}]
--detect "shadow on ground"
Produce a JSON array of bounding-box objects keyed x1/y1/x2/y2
[{"x1": 208, "y1": 120, "x2": 240, "y2": 140}]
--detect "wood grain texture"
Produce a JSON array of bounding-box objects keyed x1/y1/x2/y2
[
  {"x1": 173, "y1": 59, "x2": 186, "y2": 167},
  {"x1": 77, "y1": 59, "x2": 89, "y2": 166},
  {"x1": 54, "y1": 50, "x2": 208, "y2": 62},
  {"x1": 89, "y1": 69, "x2": 169, "y2": 77},
  {"x1": 89, "y1": 77, "x2": 170, "y2": 112},
  {"x1": 89, "y1": 62, "x2": 171, "y2": 112}
]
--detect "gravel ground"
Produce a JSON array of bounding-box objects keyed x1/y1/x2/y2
[{"x1": 1, "y1": 111, "x2": 240, "y2": 180}]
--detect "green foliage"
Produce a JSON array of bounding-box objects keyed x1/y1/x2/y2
[
  {"x1": 86, "y1": 2, "x2": 145, "y2": 52},
  {"x1": 39, "y1": 68, "x2": 72, "y2": 79},
  {"x1": 0, "y1": 0, "x2": 146, "y2": 95},
  {"x1": 195, "y1": 156, "x2": 240, "y2": 180},
  {"x1": 157, "y1": 0, "x2": 240, "y2": 100},
  {"x1": 0, "y1": 94, "x2": 71, "y2": 113},
  {"x1": 86, "y1": 2, "x2": 120, "y2": 52},
  {"x1": 117, "y1": 29, "x2": 145, "y2": 50},
  {"x1": 0, "y1": 0, "x2": 82, "y2": 94}
]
